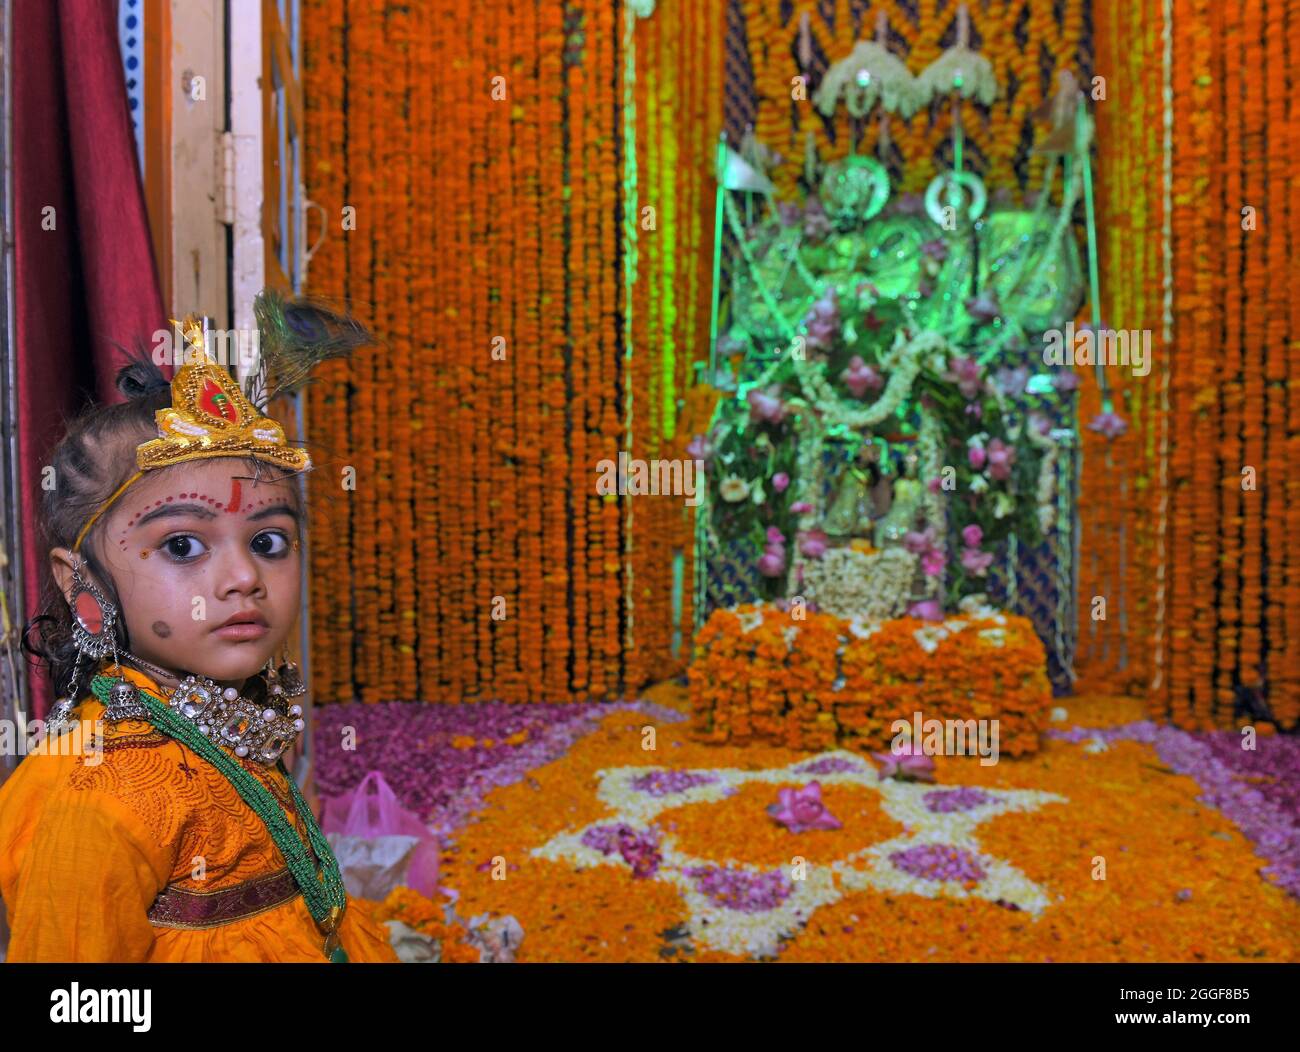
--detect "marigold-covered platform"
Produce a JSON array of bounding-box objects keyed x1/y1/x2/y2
[
  {"x1": 320, "y1": 684, "x2": 1300, "y2": 963},
  {"x1": 689, "y1": 602, "x2": 1052, "y2": 755}
]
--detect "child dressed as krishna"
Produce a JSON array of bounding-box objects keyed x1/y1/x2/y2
[{"x1": 0, "y1": 293, "x2": 399, "y2": 963}]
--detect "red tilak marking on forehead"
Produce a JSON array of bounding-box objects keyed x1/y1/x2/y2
[{"x1": 226, "y1": 479, "x2": 242, "y2": 514}]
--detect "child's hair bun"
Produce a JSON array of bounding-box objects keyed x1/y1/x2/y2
[{"x1": 116, "y1": 354, "x2": 171, "y2": 401}]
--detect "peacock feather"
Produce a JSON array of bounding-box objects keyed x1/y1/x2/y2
[{"x1": 245, "y1": 289, "x2": 372, "y2": 409}]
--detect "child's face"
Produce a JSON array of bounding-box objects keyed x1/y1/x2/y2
[{"x1": 91, "y1": 459, "x2": 303, "y2": 687}]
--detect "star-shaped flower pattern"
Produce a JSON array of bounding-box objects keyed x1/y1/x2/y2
[{"x1": 531, "y1": 751, "x2": 1067, "y2": 957}]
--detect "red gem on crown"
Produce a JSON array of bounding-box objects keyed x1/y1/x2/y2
[{"x1": 198, "y1": 379, "x2": 239, "y2": 423}]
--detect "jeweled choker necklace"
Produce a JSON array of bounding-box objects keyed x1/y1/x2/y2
[
  {"x1": 104, "y1": 654, "x2": 305, "y2": 765},
  {"x1": 167, "y1": 675, "x2": 304, "y2": 764}
]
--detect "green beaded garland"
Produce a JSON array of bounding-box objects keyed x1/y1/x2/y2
[{"x1": 91, "y1": 675, "x2": 349, "y2": 962}]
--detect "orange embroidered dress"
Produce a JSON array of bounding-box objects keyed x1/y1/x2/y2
[{"x1": 0, "y1": 665, "x2": 398, "y2": 963}]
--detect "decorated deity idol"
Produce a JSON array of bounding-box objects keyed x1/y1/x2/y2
[
  {"x1": 823, "y1": 441, "x2": 885, "y2": 542},
  {"x1": 0, "y1": 294, "x2": 398, "y2": 963},
  {"x1": 874, "y1": 450, "x2": 925, "y2": 550}
]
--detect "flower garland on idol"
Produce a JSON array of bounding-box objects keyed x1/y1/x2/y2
[{"x1": 698, "y1": 281, "x2": 1061, "y2": 614}]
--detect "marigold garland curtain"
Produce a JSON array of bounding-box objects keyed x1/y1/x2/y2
[
  {"x1": 301, "y1": 0, "x2": 724, "y2": 703},
  {"x1": 1083, "y1": 0, "x2": 1300, "y2": 732},
  {"x1": 304, "y1": 0, "x2": 1300, "y2": 729},
  {"x1": 299, "y1": 0, "x2": 1092, "y2": 704}
]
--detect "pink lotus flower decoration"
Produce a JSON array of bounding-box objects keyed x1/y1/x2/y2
[
  {"x1": 747, "y1": 384, "x2": 787, "y2": 424},
  {"x1": 908, "y1": 599, "x2": 944, "y2": 621},
  {"x1": 893, "y1": 192, "x2": 925, "y2": 216},
  {"x1": 771, "y1": 471, "x2": 790, "y2": 493},
  {"x1": 995, "y1": 365, "x2": 1029, "y2": 397},
  {"x1": 961, "y1": 546, "x2": 994, "y2": 576},
  {"x1": 717, "y1": 332, "x2": 746, "y2": 358},
  {"x1": 686, "y1": 433, "x2": 713, "y2": 462},
  {"x1": 920, "y1": 239, "x2": 949, "y2": 262},
  {"x1": 903, "y1": 529, "x2": 932, "y2": 554},
  {"x1": 802, "y1": 287, "x2": 841, "y2": 351},
  {"x1": 872, "y1": 743, "x2": 937, "y2": 782},
  {"x1": 799, "y1": 528, "x2": 829, "y2": 559},
  {"x1": 759, "y1": 527, "x2": 788, "y2": 577},
  {"x1": 945, "y1": 356, "x2": 985, "y2": 400},
  {"x1": 986, "y1": 438, "x2": 1016, "y2": 481},
  {"x1": 791, "y1": 500, "x2": 814, "y2": 515},
  {"x1": 1088, "y1": 410, "x2": 1128, "y2": 439},
  {"x1": 968, "y1": 444, "x2": 987, "y2": 470},
  {"x1": 905, "y1": 527, "x2": 947, "y2": 579},
  {"x1": 1053, "y1": 370, "x2": 1080, "y2": 394},
  {"x1": 961, "y1": 524, "x2": 983, "y2": 547},
  {"x1": 803, "y1": 196, "x2": 833, "y2": 240},
  {"x1": 840, "y1": 355, "x2": 884, "y2": 398},
  {"x1": 921, "y1": 549, "x2": 948, "y2": 577},
  {"x1": 964, "y1": 290, "x2": 1001, "y2": 324},
  {"x1": 767, "y1": 782, "x2": 842, "y2": 833}
]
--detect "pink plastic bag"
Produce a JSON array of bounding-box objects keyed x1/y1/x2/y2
[{"x1": 322, "y1": 771, "x2": 440, "y2": 899}]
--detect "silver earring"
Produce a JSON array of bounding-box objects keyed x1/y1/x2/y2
[
  {"x1": 68, "y1": 559, "x2": 118, "y2": 663},
  {"x1": 67, "y1": 559, "x2": 144, "y2": 721},
  {"x1": 274, "y1": 648, "x2": 307, "y2": 699}
]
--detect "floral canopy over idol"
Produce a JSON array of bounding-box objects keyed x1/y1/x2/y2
[{"x1": 694, "y1": 8, "x2": 1092, "y2": 688}]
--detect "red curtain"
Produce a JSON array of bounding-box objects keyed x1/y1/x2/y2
[{"x1": 13, "y1": 0, "x2": 166, "y2": 718}]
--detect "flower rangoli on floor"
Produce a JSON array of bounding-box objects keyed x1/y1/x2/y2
[{"x1": 531, "y1": 752, "x2": 1068, "y2": 957}]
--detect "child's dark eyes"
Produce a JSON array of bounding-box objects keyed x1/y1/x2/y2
[
  {"x1": 164, "y1": 535, "x2": 207, "y2": 561},
  {"x1": 160, "y1": 530, "x2": 291, "y2": 562},
  {"x1": 250, "y1": 530, "x2": 290, "y2": 557}
]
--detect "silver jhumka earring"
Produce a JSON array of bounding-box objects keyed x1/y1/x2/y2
[{"x1": 48, "y1": 559, "x2": 145, "y2": 730}]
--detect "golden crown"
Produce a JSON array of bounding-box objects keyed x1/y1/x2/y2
[
  {"x1": 136, "y1": 318, "x2": 311, "y2": 474},
  {"x1": 71, "y1": 294, "x2": 369, "y2": 554}
]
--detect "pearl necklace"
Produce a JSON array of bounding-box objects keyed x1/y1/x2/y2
[
  {"x1": 165, "y1": 674, "x2": 305, "y2": 764},
  {"x1": 101, "y1": 663, "x2": 305, "y2": 765}
]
